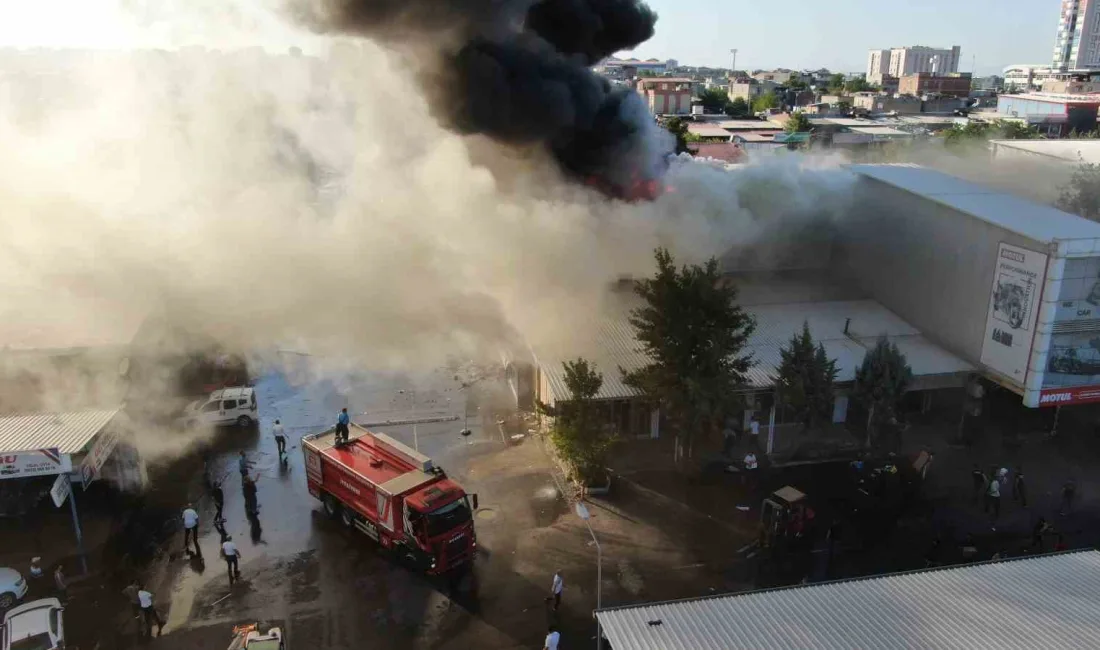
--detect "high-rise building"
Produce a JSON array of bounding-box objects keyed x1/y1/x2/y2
[
  {"x1": 1052, "y1": 0, "x2": 1100, "y2": 70},
  {"x1": 866, "y1": 46, "x2": 961, "y2": 84}
]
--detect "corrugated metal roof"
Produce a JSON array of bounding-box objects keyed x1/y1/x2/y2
[
  {"x1": 849, "y1": 164, "x2": 1100, "y2": 246},
  {"x1": 0, "y1": 409, "x2": 119, "y2": 454},
  {"x1": 536, "y1": 297, "x2": 972, "y2": 401},
  {"x1": 990, "y1": 139, "x2": 1100, "y2": 164},
  {"x1": 538, "y1": 314, "x2": 651, "y2": 402},
  {"x1": 596, "y1": 551, "x2": 1100, "y2": 650}
]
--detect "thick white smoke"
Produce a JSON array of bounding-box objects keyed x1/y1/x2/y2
[{"x1": 0, "y1": 2, "x2": 858, "y2": 466}]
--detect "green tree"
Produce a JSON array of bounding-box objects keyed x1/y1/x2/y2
[
  {"x1": 752, "y1": 92, "x2": 780, "y2": 113},
  {"x1": 827, "y1": 73, "x2": 846, "y2": 93},
  {"x1": 1057, "y1": 163, "x2": 1100, "y2": 222},
  {"x1": 725, "y1": 96, "x2": 750, "y2": 117},
  {"x1": 787, "y1": 79, "x2": 809, "y2": 91},
  {"x1": 785, "y1": 111, "x2": 813, "y2": 133},
  {"x1": 852, "y1": 337, "x2": 913, "y2": 447},
  {"x1": 699, "y1": 87, "x2": 731, "y2": 113},
  {"x1": 843, "y1": 77, "x2": 872, "y2": 93},
  {"x1": 623, "y1": 248, "x2": 756, "y2": 461},
  {"x1": 539, "y1": 358, "x2": 618, "y2": 484},
  {"x1": 944, "y1": 120, "x2": 1038, "y2": 148},
  {"x1": 664, "y1": 117, "x2": 695, "y2": 155},
  {"x1": 776, "y1": 322, "x2": 838, "y2": 433}
]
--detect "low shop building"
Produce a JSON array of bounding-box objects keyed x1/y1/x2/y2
[
  {"x1": 596, "y1": 551, "x2": 1100, "y2": 649},
  {"x1": 531, "y1": 277, "x2": 971, "y2": 450}
]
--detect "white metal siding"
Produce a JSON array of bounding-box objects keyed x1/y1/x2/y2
[
  {"x1": 0, "y1": 409, "x2": 119, "y2": 454},
  {"x1": 597, "y1": 551, "x2": 1100, "y2": 650}
]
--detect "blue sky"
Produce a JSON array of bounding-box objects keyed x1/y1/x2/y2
[{"x1": 620, "y1": 0, "x2": 1056, "y2": 75}]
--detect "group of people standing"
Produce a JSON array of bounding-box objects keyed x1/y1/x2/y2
[{"x1": 972, "y1": 463, "x2": 1077, "y2": 532}]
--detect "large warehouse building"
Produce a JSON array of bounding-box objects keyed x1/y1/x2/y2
[
  {"x1": 846, "y1": 164, "x2": 1100, "y2": 407},
  {"x1": 524, "y1": 161, "x2": 1100, "y2": 443}
]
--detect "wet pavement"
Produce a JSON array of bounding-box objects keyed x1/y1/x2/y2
[{"x1": 95, "y1": 355, "x2": 686, "y2": 650}]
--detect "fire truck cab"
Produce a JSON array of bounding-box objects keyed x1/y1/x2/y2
[{"x1": 302, "y1": 424, "x2": 477, "y2": 574}]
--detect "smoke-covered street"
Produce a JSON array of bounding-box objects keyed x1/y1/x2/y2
[{"x1": 54, "y1": 356, "x2": 735, "y2": 649}]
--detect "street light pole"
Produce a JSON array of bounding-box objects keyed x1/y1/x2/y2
[
  {"x1": 575, "y1": 502, "x2": 602, "y2": 650},
  {"x1": 399, "y1": 389, "x2": 419, "y2": 451}
]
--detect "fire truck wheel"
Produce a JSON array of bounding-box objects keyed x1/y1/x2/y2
[
  {"x1": 341, "y1": 507, "x2": 354, "y2": 528},
  {"x1": 322, "y1": 494, "x2": 339, "y2": 519}
]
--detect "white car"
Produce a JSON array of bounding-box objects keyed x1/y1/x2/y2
[
  {"x1": 0, "y1": 569, "x2": 27, "y2": 610},
  {"x1": 183, "y1": 386, "x2": 258, "y2": 428},
  {"x1": 1, "y1": 598, "x2": 64, "y2": 650}
]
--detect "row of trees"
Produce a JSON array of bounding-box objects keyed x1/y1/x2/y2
[{"x1": 544, "y1": 249, "x2": 915, "y2": 479}]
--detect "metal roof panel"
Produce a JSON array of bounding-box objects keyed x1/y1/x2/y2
[
  {"x1": 849, "y1": 163, "x2": 1100, "y2": 245},
  {"x1": 597, "y1": 551, "x2": 1100, "y2": 650},
  {"x1": 0, "y1": 409, "x2": 119, "y2": 454}
]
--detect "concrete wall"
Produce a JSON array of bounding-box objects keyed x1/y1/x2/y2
[{"x1": 836, "y1": 176, "x2": 1043, "y2": 366}]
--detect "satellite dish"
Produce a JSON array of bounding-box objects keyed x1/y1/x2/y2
[{"x1": 460, "y1": 428, "x2": 472, "y2": 438}]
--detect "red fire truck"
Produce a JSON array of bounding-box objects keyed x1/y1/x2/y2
[{"x1": 302, "y1": 424, "x2": 477, "y2": 574}]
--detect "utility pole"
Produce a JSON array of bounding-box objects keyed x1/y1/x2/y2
[{"x1": 729, "y1": 48, "x2": 738, "y2": 77}]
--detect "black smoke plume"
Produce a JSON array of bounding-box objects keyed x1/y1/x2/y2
[{"x1": 298, "y1": 0, "x2": 669, "y2": 192}]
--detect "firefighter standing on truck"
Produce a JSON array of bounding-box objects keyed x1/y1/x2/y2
[{"x1": 336, "y1": 407, "x2": 351, "y2": 445}]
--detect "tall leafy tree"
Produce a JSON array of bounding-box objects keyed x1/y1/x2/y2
[
  {"x1": 752, "y1": 92, "x2": 780, "y2": 113},
  {"x1": 623, "y1": 248, "x2": 756, "y2": 461},
  {"x1": 843, "y1": 77, "x2": 872, "y2": 93},
  {"x1": 699, "y1": 87, "x2": 731, "y2": 113},
  {"x1": 726, "y1": 97, "x2": 750, "y2": 117},
  {"x1": 852, "y1": 337, "x2": 913, "y2": 447},
  {"x1": 540, "y1": 358, "x2": 617, "y2": 483},
  {"x1": 827, "y1": 73, "x2": 846, "y2": 93},
  {"x1": 776, "y1": 322, "x2": 838, "y2": 433},
  {"x1": 1057, "y1": 162, "x2": 1100, "y2": 222},
  {"x1": 665, "y1": 117, "x2": 695, "y2": 155},
  {"x1": 785, "y1": 111, "x2": 813, "y2": 133}
]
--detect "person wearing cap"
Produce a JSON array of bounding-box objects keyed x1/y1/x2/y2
[
  {"x1": 28, "y1": 557, "x2": 42, "y2": 579},
  {"x1": 335, "y1": 408, "x2": 351, "y2": 445}
]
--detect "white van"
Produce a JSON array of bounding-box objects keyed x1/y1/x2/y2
[{"x1": 183, "y1": 386, "x2": 258, "y2": 428}]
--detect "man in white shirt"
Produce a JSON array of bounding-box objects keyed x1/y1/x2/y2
[
  {"x1": 137, "y1": 585, "x2": 164, "y2": 637},
  {"x1": 550, "y1": 570, "x2": 563, "y2": 611},
  {"x1": 273, "y1": 419, "x2": 287, "y2": 457},
  {"x1": 222, "y1": 537, "x2": 242, "y2": 585},
  {"x1": 749, "y1": 416, "x2": 760, "y2": 448},
  {"x1": 544, "y1": 625, "x2": 560, "y2": 650},
  {"x1": 182, "y1": 503, "x2": 200, "y2": 556}
]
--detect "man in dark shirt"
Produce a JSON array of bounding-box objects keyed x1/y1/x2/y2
[
  {"x1": 971, "y1": 464, "x2": 986, "y2": 504},
  {"x1": 211, "y1": 481, "x2": 225, "y2": 523}
]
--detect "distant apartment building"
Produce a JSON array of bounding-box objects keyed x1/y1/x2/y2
[
  {"x1": 1003, "y1": 64, "x2": 1060, "y2": 91},
  {"x1": 727, "y1": 78, "x2": 780, "y2": 104},
  {"x1": 752, "y1": 69, "x2": 801, "y2": 83},
  {"x1": 597, "y1": 57, "x2": 672, "y2": 77},
  {"x1": 637, "y1": 77, "x2": 693, "y2": 115},
  {"x1": 1052, "y1": 0, "x2": 1100, "y2": 70},
  {"x1": 898, "y1": 72, "x2": 972, "y2": 98},
  {"x1": 867, "y1": 46, "x2": 961, "y2": 84}
]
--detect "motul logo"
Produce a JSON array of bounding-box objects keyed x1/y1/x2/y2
[
  {"x1": 1000, "y1": 249, "x2": 1026, "y2": 263},
  {"x1": 1040, "y1": 392, "x2": 1073, "y2": 404}
]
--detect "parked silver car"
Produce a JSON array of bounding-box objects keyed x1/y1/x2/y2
[{"x1": 0, "y1": 569, "x2": 27, "y2": 610}]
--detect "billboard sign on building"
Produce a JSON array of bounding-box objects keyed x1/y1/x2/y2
[
  {"x1": 1040, "y1": 256, "x2": 1100, "y2": 405},
  {"x1": 980, "y1": 243, "x2": 1047, "y2": 384},
  {"x1": 0, "y1": 448, "x2": 73, "y2": 479}
]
